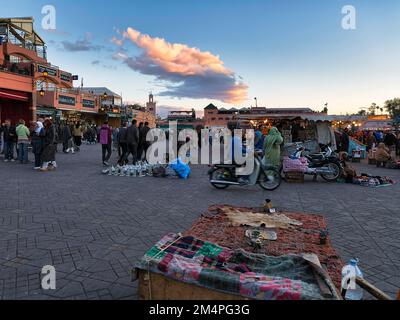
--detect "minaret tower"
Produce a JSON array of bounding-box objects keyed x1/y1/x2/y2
[{"x1": 146, "y1": 93, "x2": 156, "y2": 115}]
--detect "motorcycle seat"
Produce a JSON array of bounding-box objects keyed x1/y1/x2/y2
[
  {"x1": 307, "y1": 154, "x2": 325, "y2": 160},
  {"x1": 214, "y1": 163, "x2": 244, "y2": 168}
]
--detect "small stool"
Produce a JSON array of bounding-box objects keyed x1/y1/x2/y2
[{"x1": 376, "y1": 161, "x2": 387, "y2": 168}]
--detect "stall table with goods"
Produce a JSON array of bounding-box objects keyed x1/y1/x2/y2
[
  {"x1": 349, "y1": 137, "x2": 367, "y2": 162},
  {"x1": 134, "y1": 205, "x2": 347, "y2": 300},
  {"x1": 101, "y1": 158, "x2": 191, "y2": 179}
]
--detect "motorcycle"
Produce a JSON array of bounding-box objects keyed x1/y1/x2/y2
[
  {"x1": 208, "y1": 150, "x2": 282, "y2": 191},
  {"x1": 284, "y1": 143, "x2": 343, "y2": 182}
]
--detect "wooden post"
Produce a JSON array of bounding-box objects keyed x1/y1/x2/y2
[{"x1": 356, "y1": 277, "x2": 392, "y2": 300}]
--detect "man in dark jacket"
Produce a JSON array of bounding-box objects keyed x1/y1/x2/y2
[
  {"x1": 126, "y1": 119, "x2": 139, "y2": 164},
  {"x1": 141, "y1": 122, "x2": 151, "y2": 161},
  {"x1": 62, "y1": 123, "x2": 72, "y2": 153},
  {"x1": 117, "y1": 121, "x2": 128, "y2": 165},
  {"x1": 2, "y1": 119, "x2": 16, "y2": 162},
  {"x1": 339, "y1": 128, "x2": 350, "y2": 153},
  {"x1": 384, "y1": 132, "x2": 397, "y2": 148},
  {"x1": 137, "y1": 122, "x2": 145, "y2": 161}
]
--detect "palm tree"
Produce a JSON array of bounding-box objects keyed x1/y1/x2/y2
[
  {"x1": 384, "y1": 98, "x2": 400, "y2": 120},
  {"x1": 368, "y1": 103, "x2": 377, "y2": 115},
  {"x1": 357, "y1": 109, "x2": 367, "y2": 116}
]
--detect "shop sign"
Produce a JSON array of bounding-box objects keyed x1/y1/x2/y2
[
  {"x1": 59, "y1": 95, "x2": 76, "y2": 106},
  {"x1": 114, "y1": 97, "x2": 122, "y2": 106},
  {"x1": 60, "y1": 72, "x2": 72, "y2": 82},
  {"x1": 83, "y1": 99, "x2": 95, "y2": 109},
  {"x1": 36, "y1": 108, "x2": 54, "y2": 116},
  {"x1": 108, "y1": 113, "x2": 121, "y2": 118},
  {"x1": 37, "y1": 65, "x2": 58, "y2": 77}
]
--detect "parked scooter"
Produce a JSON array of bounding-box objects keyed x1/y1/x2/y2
[
  {"x1": 285, "y1": 143, "x2": 343, "y2": 182},
  {"x1": 208, "y1": 150, "x2": 282, "y2": 190}
]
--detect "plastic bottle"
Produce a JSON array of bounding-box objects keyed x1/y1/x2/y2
[{"x1": 341, "y1": 258, "x2": 364, "y2": 300}]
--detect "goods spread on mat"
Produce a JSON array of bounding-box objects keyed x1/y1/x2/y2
[
  {"x1": 352, "y1": 175, "x2": 395, "y2": 187},
  {"x1": 136, "y1": 205, "x2": 344, "y2": 300}
]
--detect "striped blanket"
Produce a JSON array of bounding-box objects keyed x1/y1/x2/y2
[{"x1": 136, "y1": 233, "x2": 339, "y2": 300}]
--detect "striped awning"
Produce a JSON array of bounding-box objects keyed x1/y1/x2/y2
[{"x1": 0, "y1": 89, "x2": 30, "y2": 101}]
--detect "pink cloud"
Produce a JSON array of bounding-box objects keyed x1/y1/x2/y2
[
  {"x1": 116, "y1": 27, "x2": 248, "y2": 104},
  {"x1": 111, "y1": 36, "x2": 124, "y2": 46}
]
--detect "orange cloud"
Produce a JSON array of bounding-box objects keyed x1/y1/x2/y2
[
  {"x1": 116, "y1": 27, "x2": 248, "y2": 104},
  {"x1": 111, "y1": 36, "x2": 124, "y2": 46}
]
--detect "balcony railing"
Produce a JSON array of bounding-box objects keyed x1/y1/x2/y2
[
  {"x1": 0, "y1": 61, "x2": 33, "y2": 76},
  {"x1": 0, "y1": 35, "x2": 47, "y2": 60}
]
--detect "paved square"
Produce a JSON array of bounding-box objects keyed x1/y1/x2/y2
[{"x1": 0, "y1": 144, "x2": 399, "y2": 299}]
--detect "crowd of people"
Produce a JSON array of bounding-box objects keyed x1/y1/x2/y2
[
  {"x1": 0, "y1": 118, "x2": 154, "y2": 169},
  {"x1": 349, "y1": 129, "x2": 400, "y2": 154},
  {"x1": 98, "y1": 120, "x2": 151, "y2": 166},
  {"x1": 0, "y1": 117, "x2": 58, "y2": 171},
  {"x1": 343, "y1": 128, "x2": 400, "y2": 167},
  {"x1": 1, "y1": 117, "x2": 399, "y2": 173}
]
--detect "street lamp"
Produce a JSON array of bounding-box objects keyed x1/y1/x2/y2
[{"x1": 36, "y1": 70, "x2": 50, "y2": 97}]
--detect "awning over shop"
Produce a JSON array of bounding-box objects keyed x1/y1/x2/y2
[
  {"x1": 107, "y1": 113, "x2": 121, "y2": 118},
  {"x1": 36, "y1": 106, "x2": 56, "y2": 116},
  {"x1": 235, "y1": 113, "x2": 333, "y2": 122},
  {"x1": 0, "y1": 89, "x2": 30, "y2": 101},
  {"x1": 80, "y1": 110, "x2": 98, "y2": 114},
  {"x1": 360, "y1": 121, "x2": 393, "y2": 130},
  {"x1": 36, "y1": 110, "x2": 54, "y2": 116}
]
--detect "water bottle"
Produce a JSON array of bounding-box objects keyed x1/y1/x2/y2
[{"x1": 341, "y1": 258, "x2": 364, "y2": 300}]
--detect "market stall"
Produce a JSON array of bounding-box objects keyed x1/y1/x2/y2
[
  {"x1": 236, "y1": 113, "x2": 337, "y2": 155},
  {"x1": 349, "y1": 136, "x2": 367, "y2": 160}
]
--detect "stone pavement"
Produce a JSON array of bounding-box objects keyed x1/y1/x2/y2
[{"x1": 0, "y1": 144, "x2": 399, "y2": 300}]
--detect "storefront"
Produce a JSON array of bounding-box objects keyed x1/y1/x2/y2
[
  {"x1": 80, "y1": 110, "x2": 99, "y2": 126},
  {"x1": 36, "y1": 105, "x2": 57, "y2": 120},
  {"x1": 0, "y1": 88, "x2": 32, "y2": 124},
  {"x1": 236, "y1": 114, "x2": 337, "y2": 153},
  {"x1": 107, "y1": 112, "x2": 121, "y2": 128},
  {"x1": 58, "y1": 109, "x2": 81, "y2": 124}
]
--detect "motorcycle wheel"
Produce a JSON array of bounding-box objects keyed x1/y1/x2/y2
[
  {"x1": 209, "y1": 168, "x2": 232, "y2": 189},
  {"x1": 320, "y1": 162, "x2": 341, "y2": 182},
  {"x1": 259, "y1": 167, "x2": 282, "y2": 191}
]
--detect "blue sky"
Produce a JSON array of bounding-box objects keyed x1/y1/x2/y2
[{"x1": 3, "y1": 0, "x2": 400, "y2": 115}]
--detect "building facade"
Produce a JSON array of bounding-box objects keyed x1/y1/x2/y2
[
  {"x1": 158, "y1": 108, "x2": 204, "y2": 130},
  {"x1": 124, "y1": 95, "x2": 158, "y2": 128},
  {"x1": 0, "y1": 17, "x2": 122, "y2": 127}
]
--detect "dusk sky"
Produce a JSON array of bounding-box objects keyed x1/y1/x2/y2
[{"x1": 3, "y1": 0, "x2": 400, "y2": 116}]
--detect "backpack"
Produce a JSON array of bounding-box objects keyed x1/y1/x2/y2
[{"x1": 152, "y1": 166, "x2": 167, "y2": 177}]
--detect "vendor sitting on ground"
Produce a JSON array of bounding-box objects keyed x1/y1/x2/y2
[
  {"x1": 375, "y1": 142, "x2": 391, "y2": 168},
  {"x1": 339, "y1": 152, "x2": 357, "y2": 183}
]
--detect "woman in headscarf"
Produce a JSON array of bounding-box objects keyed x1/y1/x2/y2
[
  {"x1": 31, "y1": 121, "x2": 44, "y2": 170},
  {"x1": 262, "y1": 127, "x2": 283, "y2": 168}
]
